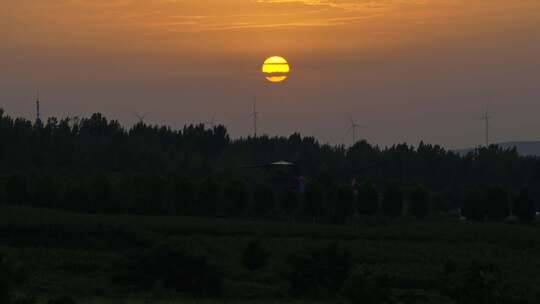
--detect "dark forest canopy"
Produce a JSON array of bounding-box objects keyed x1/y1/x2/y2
[
  {"x1": 0, "y1": 109, "x2": 537, "y2": 187},
  {"x1": 0, "y1": 109, "x2": 539, "y2": 219}
]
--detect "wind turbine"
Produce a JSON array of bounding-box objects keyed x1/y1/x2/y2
[
  {"x1": 249, "y1": 99, "x2": 259, "y2": 138},
  {"x1": 35, "y1": 90, "x2": 41, "y2": 122},
  {"x1": 205, "y1": 115, "x2": 216, "y2": 128},
  {"x1": 480, "y1": 105, "x2": 491, "y2": 147},
  {"x1": 70, "y1": 113, "x2": 83, "y2": 128},
  {"x1": 133, "y1": 112, "x2": 150, "y2": 124},
  {"x1": 346, "y1": 116, "x2": 365, "y2": 146}
]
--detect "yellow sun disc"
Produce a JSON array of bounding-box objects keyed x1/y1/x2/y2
[{"x1": 262, "y1": 56, "x2": 289, "y2": 83}]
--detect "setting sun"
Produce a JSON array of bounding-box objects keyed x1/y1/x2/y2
[{"x1": 262, "y1": 56, "x2": 290, "y2": 83}]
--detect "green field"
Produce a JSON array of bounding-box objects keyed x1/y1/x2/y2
[{"x1": 2, "y1": 206, "x2": 540, "y2": 303}]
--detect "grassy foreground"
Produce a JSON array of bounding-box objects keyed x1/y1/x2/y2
[{"x1": 2, "y1": 206, "x2": 540, "y2": 303}]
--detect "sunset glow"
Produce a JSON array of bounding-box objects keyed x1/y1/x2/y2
[{"x1": 2, "y1": 0, "x2": 540, "y2": 146}]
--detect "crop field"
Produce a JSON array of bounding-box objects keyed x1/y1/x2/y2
[{"x1": 2, "y1": 206, "x2": 540, "y2": 303}]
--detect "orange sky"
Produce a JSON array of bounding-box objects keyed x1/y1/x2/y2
[{"x1": 1, "y1": 0, "x2": 540, "y2": 148}]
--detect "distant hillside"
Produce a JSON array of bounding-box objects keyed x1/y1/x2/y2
[{"x1": 454, "y1": 141, "x2": 540, "y2": 157}]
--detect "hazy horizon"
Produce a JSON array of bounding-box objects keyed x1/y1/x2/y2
[{"x1": 2, "y1": 0, "x2": 540, "y2": 149}]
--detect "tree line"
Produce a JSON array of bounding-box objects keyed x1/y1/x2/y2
[{"x1": 0, "y1": 109, "x2": 539, "y2": 222}]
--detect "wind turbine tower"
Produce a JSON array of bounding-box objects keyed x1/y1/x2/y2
[
  {"x1": 347, "y1": 116, "x2": 364, "y2": 146},
  {"x1": 36, "y1": 90, "x2": 41, "y2": 122},
  {"x1": 250, "y1": 100, "x2": 259, "y2": 138},
  {"x1": 482, "y1": 106, "x2": 491, "y2": 147},
  {"x1": 205, "y1": 115, "x2": 216, "y2": 128}
]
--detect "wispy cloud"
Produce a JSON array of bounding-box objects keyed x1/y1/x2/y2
[
  {"x1": 254, "y1": 0, "x2": 420, "y2": 12},
  {"x1": 7, "y1": 0, "x2": 540, "y2": 37}
]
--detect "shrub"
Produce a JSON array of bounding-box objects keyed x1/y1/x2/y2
[
  {"x1": 443, "y1": 260, "x2": 503, "y2": 304},
  {"x1": 115, "y1": 243, "x2": 222, "y2": 297},
  {"x1": 0, "y1": 254, "x2": 30, "y2": 304},
  {"x1": 342, "y1": 265, "x2": 391, "y2": 304},
  {"x1": 409, "y1": 184, "x2": 430, "y2": 218},
  {"x1": 242, "y1": 237, "x2": 270, "y2": 272},
  {"x1": 47, "y1": 296, "x2": 76, "y2": 304},
  {"x1": 286, "y1": 242, "x2": 351, "y2": 298},
  {"x1": 0, "y1": 254, "x2": 13, "y2": 303},
  {"x1": 12, "y1": 296, "x2": 36, "y2": 304}
]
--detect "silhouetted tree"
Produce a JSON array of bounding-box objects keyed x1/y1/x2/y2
[
  {"x1": 5, "y1": 174, "x2": 29, "y2": 206},
  {"x1": 513, "y1": 188, "x2": 535, "y2": 222},
  {"x1": 381, "y1": 183, "x2": 403, "y2": 218},
  {"x1": 197, "y1": 178, "x2": 220, "y2": 216},
  {"x1": 252, "y1": 184, "x2": 275, "y2": 216},
  {"x1": 172, "y1": 177, "x2": 196, "y2": 215},
  {"x1": 223, "y1": 179, "x2": 247, "y2": 216},
  {"x1": 462, "y1": 189, "x2": 485, "y2": 221},
  {"x1": 332, "y1": 185, "x2": 354, "y2": 224},
  {"x1": 303, "y1": 181, "x2": 326, "y2": 221},
  {"x1": 131, "y1": 176, "x2": 165, "y2": 214},
  {"x1": 409, "y1": 184, "x2": 430, "y2": 218},
  {"x1": 278, "y1": 188, "x2": 300, "y2": 217},
  {"x1": 0, "y1": 108, "x2": 537, "y2": 219},
  {"x1": 89, "y1": 173, "x2": 112, "y2": 213},
  {"x1": 357, "y1": 180, "x2": 379, "y2": 216},
  {"x1": 32, "y1": 176, "x2": 59, "y2": 208},
  {"x1": 485, "y1": 186, "x2": 509, "y2": 221}
]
